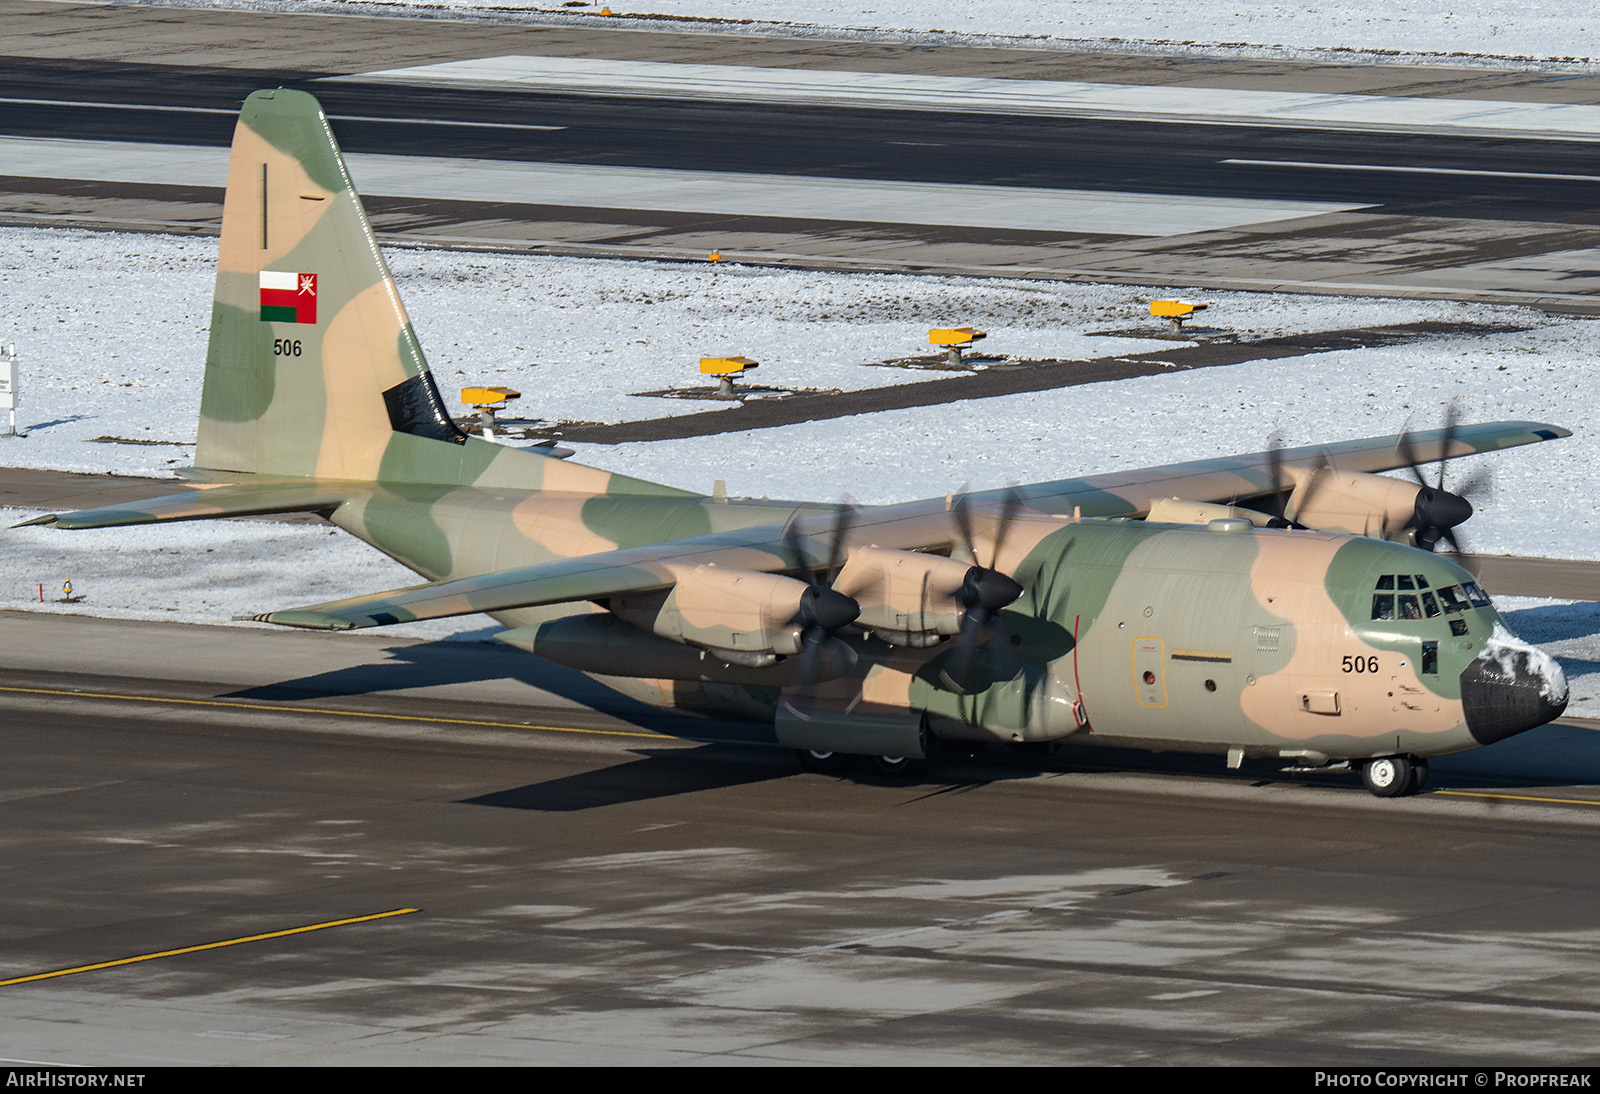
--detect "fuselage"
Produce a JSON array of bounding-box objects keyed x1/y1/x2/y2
[{"x1": 327, "y1": 487, "x2": 1567, "y2": 764}]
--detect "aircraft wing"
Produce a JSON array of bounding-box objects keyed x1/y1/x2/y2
[
  {"x1": 242, "y1": 521, "x2": 836, "y2": 630},
  {"x1": 1002, "y1": 419, "x2": 1569, "y2": 516},
  {"x1": 240, "y1": 419, "x2": 1570, "y2": 631}
]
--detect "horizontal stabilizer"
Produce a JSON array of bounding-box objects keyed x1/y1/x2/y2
[{"x1": 15, "y1": 479, "x2": 361, "y2": 530}]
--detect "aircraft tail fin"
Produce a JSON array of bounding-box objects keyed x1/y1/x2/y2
[
  {"x1": 196, "y1": 88, "x2": 689, "y2": 497},
  {"x1": 197, "y1": 87, "x2": 455, "y2": 481}
]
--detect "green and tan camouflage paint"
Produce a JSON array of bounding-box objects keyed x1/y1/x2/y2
[{"x1": 21, "y1": 88, "x2": 1572, "y2": 777}]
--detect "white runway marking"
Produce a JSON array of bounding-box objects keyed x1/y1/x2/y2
[
  {"x1": 1224, "y1": 159, "x2": 1600, "y2": 183},
  {"x1": 340, "y1": 56, "x2": 1600, "y2": 142},
  {"x1": 0, "y1": 97, "x2": 566, "y2": 132},
  {"x1": 0, "y1": 137, "x2": 1364, "y2": 237}
]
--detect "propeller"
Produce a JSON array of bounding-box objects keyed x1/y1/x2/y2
[
  {"x1": 939, "y1": 489, "x2": 1027, "y2": 694},
  {"x1": 1261, "y1": 433, "x2": 1326, "y2": 530},
  {"x1": 1261, "y1": 434, "x2": 1292, "y2": 523},
  {"x1": 779, "y1": 505, "x2": 862, "y2": 713},
  {"x1": 1395, "y1": 401, "x2": 1493, "y2": 555}
]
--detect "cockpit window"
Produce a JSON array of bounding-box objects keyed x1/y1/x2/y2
[{"x1": 1370, "y1": 575, "x2": 1490, "y2": 620}]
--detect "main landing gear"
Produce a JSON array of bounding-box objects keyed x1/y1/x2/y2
[
  {"x1": 794, "y1": 749, "x2": 923, "y2": 778},
  {"x1": 1361, "y1": 755, "x2": 1430, "y2": 798},
  {"x1": 796, "y1": 749, "x2": 856, "y2": 775}
]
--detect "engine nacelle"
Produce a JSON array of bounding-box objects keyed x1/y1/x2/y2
[
  {"x1": 832, "y1": 546, "x2": 975, "y2": 645},
  {"x1": 1287, "y1": 470, "x2": 1423, "y2": 540},
  {"x1": 611, "y1": 564, "x2": 855, "y2": 657}
]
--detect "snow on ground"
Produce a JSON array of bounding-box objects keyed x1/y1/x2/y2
[
  {"x1": 2, "y1": 508, "x2": 487, "y2": 643},
  {"x1": 148, "y1": 1, "x2": 1600, "y2": 68},
  {"x1": 6, "y1": 226, "x2": 1590, "y2": 544},
  {"x1": 1, "y1": 225, "x2": 1595, "y2": 553},
  {"x1": 591, "y1": 326, "x2": 1600, "y2": 561},
  {"x1": 3, "y1": 224, "x2": 1599, "y2": 718},
  {"x1": 0, "y1": 225, "x2": 1176, "y2": 470}
]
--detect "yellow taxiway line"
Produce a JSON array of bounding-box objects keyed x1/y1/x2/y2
[
  {"x1": 1433, "y1": 789, "x2": 1600, "y2": 807},
  {"x1": 0, "y1": 908, "x2": 420, "y2": 987},
  {"x1": 0, "y1": 683, "x2": 671, "y2": 740}
]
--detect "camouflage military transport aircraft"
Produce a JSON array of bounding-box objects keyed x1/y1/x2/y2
[{"x1": 23, "y1": 89, "x2": 1575, "y2": 797}]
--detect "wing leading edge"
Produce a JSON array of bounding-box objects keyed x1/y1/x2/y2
[{"x1": 1000, "y1": 419, "x2": 1569, "y2": 517}]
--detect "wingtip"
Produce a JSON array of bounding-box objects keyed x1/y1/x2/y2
[
  {"x1": 11, "y1": 514, "x2": 58, "y2": 528},
  {"x1": 236, "y1": 610, "x2": 358, "y2": 631}
]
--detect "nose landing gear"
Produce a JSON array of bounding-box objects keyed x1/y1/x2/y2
[{"x1": 1362, "y1": 755, "x2": 1429, "y2": 798}]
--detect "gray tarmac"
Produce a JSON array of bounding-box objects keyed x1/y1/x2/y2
[{"x1": 5, "y1": 609, "x2": 1600, "y2": 1065}]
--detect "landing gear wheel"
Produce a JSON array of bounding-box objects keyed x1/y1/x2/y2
[
  {"x1": 796, "y1": 749, "x2": 856, "y2": 774},
  {"x1": 1362, "y1": 755, "x2": 1417, "y2": 798},
  {"x1": 872, "y1": 754, "x2": 920, "y2": 777},
  {"x1": 1408, "y1": 757, "x2": 1430, "y2": 795}
]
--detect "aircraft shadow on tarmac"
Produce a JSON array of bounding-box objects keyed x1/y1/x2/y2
[
  {"x1": 220, "y1": 633, "x2": 1600, "y2": 803},
  {"x1": 463, "y1": 719, "x2": 1600, "y2": 812},
  {"x1": 462, "y1": 744, "x2": 796, "y2": 812},
  {"x1": 1426, "y1": 721, "x2": 1600, "y2": 790},
  {"x1": 1503, "y1": 601, "x2": 1600, "y2": 644},
  {"x1": 459, "y1": 743, "x2": 1033, "y2": 812},
  {"x1": 223, "y1": 633, "x2": 705, "y2": 734}
]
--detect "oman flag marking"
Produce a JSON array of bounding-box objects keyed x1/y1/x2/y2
[{"x1": 259, "y1": 271, "x2": 317, "y2": 324}]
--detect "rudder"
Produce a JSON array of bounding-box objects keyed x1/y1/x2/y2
[{"x1": 197, "y1": 88, "x2": 464, "y2": 481}]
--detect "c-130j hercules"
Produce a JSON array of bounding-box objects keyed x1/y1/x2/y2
[{"x1": 25, "y1": 89, "x2": 1572, "y2": 797}]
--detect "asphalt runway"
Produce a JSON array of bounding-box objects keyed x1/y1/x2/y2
[
  {"x1": 4, "y1": 3, "x2": 1600, "y2": 307},
  {"x1": 8, "y1": 60, "x2": 1600, "y2": 214},
  {"x1": 5, "y1": 610, "x2": 1600, "y2": 1065}
]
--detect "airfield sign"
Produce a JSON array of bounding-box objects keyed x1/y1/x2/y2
[{"x1": 0, "y1": 341, "x2": 16, "y2": 436}]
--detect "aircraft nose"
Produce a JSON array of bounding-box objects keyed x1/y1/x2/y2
[{"x1": 1459, "y1": 628, "x2": 1569, "y2": 745}]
